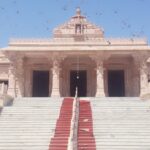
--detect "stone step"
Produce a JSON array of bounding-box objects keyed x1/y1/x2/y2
[
  {"x1": 92, "y1": 102, "x2": 149, "y2": 106},
  {"x1": 0, "y1": 123, "x2": 56, "y2": 126},
  {"x1": 0, "y1": 136, "x2": 51, "y2": 139},
  {"x1": 92, "y1": 126, "x2": 150, "y2": 129},
  {"x1": 0, "y1": 147, "x2": 48, "y2": 150},
  {"x1": 0, "y1": 139, "x2": 50, "y2": 142},
  {"x1": 0, "y1": 117, "x2": 59, "y2": 120},
  {"x1": 1, "y1": 113, "x2": 59, "y2": 115},
  {"x1": 95, "y1": 146, "x2": 150, "y2": 150},
  {"x1": 93, "y1": 127, "x2": 150, "y2": 131},
  {"x1": 94, "y1": 132, "x2": 150, "y2": 135},
  {"x1": 0, "y1": 113, "x2": 59, "y2": 116},
  {"x1": 0, "y1": 129, "x2": 55, "y2": 131},
  {"x1": 89, "y1": 97, "x2": 141, "y2": 100},
  {"x1": 95, "y1": 142, "x2": 150, "y2": 146},
  {"x1": 81, "y1": 136, "x2": 150, "y2": 139},
  {"x1": 92, "y1": 107, "x2": 150, "y2": 110},
  {"x1": 91, "y1": 120, "x2": 150, "y2": 123},
  {"x1": 12, "y1": 103, "x2": 62, "y2": 106},
  {"x1": 1, "y1": 111, "x2": 59, "y2": 114},
  {"x1": 0, "y1": 134, "x2": 53, "y2": 138},
  {"x1": 3, "y1": 107, "x2": 61, "y2": 109},
  {"x1": 0, "y1": 121, "x2": 57, "y2": 124},
  {"x1": 0, "y1": 143, "x2": 50, "y2": 146},
  {"x1": 94, "y1": 138, "x2": 150, "y2": 142},
  {"x1": 12, "y1": 105, "x2": 62, "y2": 107}
]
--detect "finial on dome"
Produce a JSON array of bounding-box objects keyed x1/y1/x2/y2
[{"x1": 76, "y1": 7, "x2": 81, "y2": 16}]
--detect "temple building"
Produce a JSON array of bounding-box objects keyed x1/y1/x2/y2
[{"x1": 1, "y1": 8, "x2": 150, "y2": 98}]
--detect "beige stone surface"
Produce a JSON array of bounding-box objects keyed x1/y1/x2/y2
[
  {"x1": 0, "y1": 8, "x2": 150, "y2": 97},
  {"x1": 0, "y1": 99, "x2": 3, "y2": 108}
]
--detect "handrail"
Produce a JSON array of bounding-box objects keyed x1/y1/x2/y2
[{"x1": 67, "y1": 87, "x2": 79, "y2": 150}]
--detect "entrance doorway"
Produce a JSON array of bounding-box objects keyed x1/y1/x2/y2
[
  {"x1": 32, "y1": 71, "x2": 49, "y2": 97},
  {"x1": 70, "y1": 70, "x2": 87, "y2": 97},
  {"x1": 108, "y1": 70, "x2": 125, "y2": 97}
]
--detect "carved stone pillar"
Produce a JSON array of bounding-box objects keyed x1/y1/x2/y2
[
  {"x1": 16, "y1": 57, "x2": 25, "y2": 97},
  {"x1": 131, "y1": 59, "x2": 140, "y2": 96},
  {"x1": 132, "y1": 53, "x2": 149, "y2": 97},
  {"x1": 96, "y1": 60, "x2": 105, "y2": 97},
  {"x1": 7, "y1": 64, "x2": 16, "y2": 97},
  {"x1": 140, "y1": 60, "x2": 148, "y2": 96},
  {"x1": 90, "y1": 53, "x2": 109, "y2": 97},
  {"x1": 51, "y1": 59, "x2": 60, "y2": 97}
]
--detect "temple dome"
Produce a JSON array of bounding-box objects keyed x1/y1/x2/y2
[{"x1": 53, "y1": 8, "x2": 104, "y2": 40}]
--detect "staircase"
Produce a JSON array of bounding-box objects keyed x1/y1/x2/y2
[
  {"x1": 0, "y1": 97, "x2": 150, "y2": 150},
  {"x1": 0, "y1": 97, "x2": 63, "y2": 150},
  {"x1": 90, "y1": 97, "x2": 150, "y2": 150}
]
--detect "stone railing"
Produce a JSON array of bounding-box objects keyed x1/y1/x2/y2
[{"x1": 67, "y1": 88, "x2": 79, "y2": 150}]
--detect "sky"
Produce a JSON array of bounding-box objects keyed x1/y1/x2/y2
[{"x1": 0, "y1": 0, "x2": 150, "y2": 47}]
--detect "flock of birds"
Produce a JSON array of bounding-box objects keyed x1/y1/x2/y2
[{"x1": 0, "y1": 0, "x2": 146, "y2": 37}]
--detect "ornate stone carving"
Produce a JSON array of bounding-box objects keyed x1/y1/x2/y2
[
  {"x1": 89, "y1": 54, "x2": 105, "y2": 97},
  {"x1": 52, "y1": 60, "x2": 60, "y2": 75},
  {"x1": 132, "y1": 52, "x2": 150, "y2": 96},
  {"x1": 7, "y1": 54, "x2": 25, "y2": 97},
  {"x1": 7, "y1": 64, "x2": 16, "y2": 97},
  {"x1": 51, "y1": 56, "x2": 61, "y2": 97},
  {"x1": 53, "y1": 8, "x2": 104, "y2": 40}
]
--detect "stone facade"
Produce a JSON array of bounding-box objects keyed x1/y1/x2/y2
[{"x1": 1, "y1": 8, "x2": 150, "y2": 97}]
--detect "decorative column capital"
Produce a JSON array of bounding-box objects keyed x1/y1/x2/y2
[
  {"x1": 132, "y1": 53, "x2": 149, "y2": 73},
  {"x1": 96, "y1": 65, "x2": 104, "y2": 74},
  {"x1": 7, "y1": 52, "x2": 25, "y2": 63},
  {"x1": 132, "y1": 52, "x2": 149, "y2": 64},
  {"x1": 89, "y1": 52, "x2": 110, "y2": 65},
  {"x1": 52, "y1": 61, "x2": 61, "y2": 76},
  {"x1": 47, "y1": 52, "x2": 67, "y2": 64},
  {"x1": 133, "y1": 52, "x2": 150, "y2": 96}
]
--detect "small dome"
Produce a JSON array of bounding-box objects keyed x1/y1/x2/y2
[{"x1": 76, "y1": 7, "x2": 81, "y2": 16}]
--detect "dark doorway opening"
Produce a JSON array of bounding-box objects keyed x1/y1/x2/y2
[
  {"x1": 0, "y1": 80, "x2": 8, "y2": 85},
  {"x1": 108, "y1": 70, "x2": 125, "y2": 97},
  {"x1": 70, "y1": 70, "x2": 87, "y2": 97},
  {"x1": 32, "y1": 71, "x2": 49, "y2": 97}
]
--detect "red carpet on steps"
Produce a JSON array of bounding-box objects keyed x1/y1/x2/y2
[
  {"x1": 49, "y1": 98, "x2": 73, "y2": 150},
  {"x1": 78, "y1": 100, "x2": 96, "y2": 150}
]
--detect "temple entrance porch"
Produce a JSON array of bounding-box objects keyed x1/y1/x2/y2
[{"x1": 7, "y1": 52, "x2": 146, "y2": 98}]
